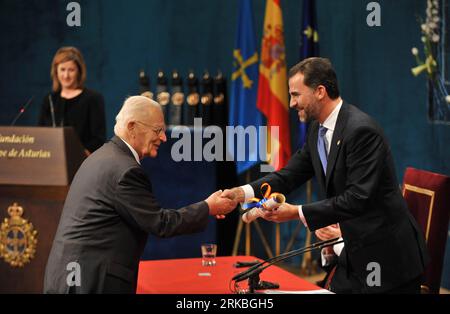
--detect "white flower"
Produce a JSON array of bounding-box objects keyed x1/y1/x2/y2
[
  {"x1": 421, "y1": 36, "x2": 427, "y2": 43},
  {"x1": 411, "y1": 47, "x2": 419, "y2": 56},
  {"x1": 446, "y1": 95, "x2": 450, "y2": 104},
  {"x1": 432, "y1": 34, "x2": 440, "y2": 43},
  {"x1": 428, "y1": 22, "x2": 437, "y2": 29},
  {"x1": 433, "y1": 16, "x2": 440, "y2": 23},
  {"x1": 421, "y1": 24, "x2": 428, "y2": 32}
]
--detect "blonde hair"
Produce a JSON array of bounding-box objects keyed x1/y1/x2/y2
[{"x1": 50, "y1": 46, "x2": 86, "y2": 92}]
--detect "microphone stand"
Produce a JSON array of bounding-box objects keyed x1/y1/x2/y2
[
  {"x1": 232, "y1": 237, "x2": 341, "y2": 282},
  {"x1": 232, "y1": 237, "x2": 344, "y2": 293},
  {"x1": 10, "y1": 96, "x2": 34, "y2": 126}
]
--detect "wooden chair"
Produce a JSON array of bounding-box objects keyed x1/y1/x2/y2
[{"x1": 402, "y1": 167, "x2": 450, "y2": 293}]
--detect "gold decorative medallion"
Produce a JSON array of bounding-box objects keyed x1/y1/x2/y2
[
  {"x1": 213, "y1": 93, "x2": 225, "y2": 105},
  {"x1": 171, "y1": 92, "x2": 185, "y2": 106},
  {"x1": 141, "y1": 91, "x2": 154, "y2": 100},
  {"x1": 201, "y1": 93, "x2": 213, "y2": 106},
  {"x1": 0, "y1": 203, "x2": 38, "y2": 267},
  {"x1": 157, "y1": 92, "x2": 170, "y2": 106},
  {"x1": 187, "y1": 93, "x2": 200, "y2": 106}
]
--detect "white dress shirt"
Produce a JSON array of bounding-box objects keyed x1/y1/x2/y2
[
  {"x1": 321, "y1": 236, "x2": 345, "y2": 266},
  {"x1": 119, "y1": 137, "x2": 141, "y2": 165}
]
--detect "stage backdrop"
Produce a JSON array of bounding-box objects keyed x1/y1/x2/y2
[{"x1": 0, "y1": 0, "x2": 449, "y2": 288}]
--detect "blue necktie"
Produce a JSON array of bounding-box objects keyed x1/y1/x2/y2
[{"x1": 318, "y1": 125, "x2": 328, "y2": 174}]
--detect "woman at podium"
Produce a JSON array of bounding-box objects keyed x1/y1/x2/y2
[{"x1": 38, "y1": 46, "x2": 106, "y2": 155}]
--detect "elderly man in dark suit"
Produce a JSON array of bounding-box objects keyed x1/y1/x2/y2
[
  {"x1": 44, "y1": 96, "x2": 236, "y2": 293},
  {"x1": 222, "y1": 57, "x2": 428, "y2": 293}
]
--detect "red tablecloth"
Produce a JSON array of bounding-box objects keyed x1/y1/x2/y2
[{"x1": 137, "y1": 256, "x2": 322, "y2": 294}]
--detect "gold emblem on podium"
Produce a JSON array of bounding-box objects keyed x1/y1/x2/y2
[{"x1": 0, "y1": 203, "x2": 38, "y2": 267}]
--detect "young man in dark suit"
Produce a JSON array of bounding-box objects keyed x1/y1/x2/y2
[
  {"x1": 44, "y1": 96, "x2": 236, "y2": 293},
  {"x1": 222, "y1": 57, "x2": 428, "y2": 293}
]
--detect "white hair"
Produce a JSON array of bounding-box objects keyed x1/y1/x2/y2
[{"x1": 114, "y1": 96, "x2": 162, "y2": 136}]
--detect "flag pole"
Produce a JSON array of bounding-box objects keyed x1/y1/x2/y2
[
  {"x1": 232, "y1": 219, "x2": 243, "y2": 256},
  {"x1": 232, "y1": 170, "x2": 251, "y2": 256},
  {"x1": 300, "y1": 179, "x2": 318, "y2": 275}
]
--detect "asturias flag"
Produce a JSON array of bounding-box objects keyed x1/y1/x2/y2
[{"x1": 228, "y1": 0, "x2": 263, "y2": 174}]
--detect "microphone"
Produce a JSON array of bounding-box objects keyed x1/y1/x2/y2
[
  {"x1": 232, "y1": 237, "x2": 344, "y2": 284},
  {"x1": 59, "y1": 98, "x2": 66, "y2": 127},
  {"x1": 48, "y1": 94, "x2": 56, "y2": 127},
  {"x1": 10, "y1": 96, "x2": 34, "y2": 126}
]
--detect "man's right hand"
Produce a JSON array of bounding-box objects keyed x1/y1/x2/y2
[
  {"x1": 316, "y1": 224, "x2": 342, "y2": 256},
  {"x1": 220, "y1": 187, "x2": 245, "y2": 203},
  {"x1": 205, "y1": 190, "x2": 237, "y2": 217}
]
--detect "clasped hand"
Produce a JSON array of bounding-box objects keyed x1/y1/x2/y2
[{"x1": 205, "y1": 190, "x2": 238, "y2": 219}]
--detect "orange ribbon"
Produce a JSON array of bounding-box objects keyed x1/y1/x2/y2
[{"x1": 242, "y1": 183, "x2": 285, "y2": 211}]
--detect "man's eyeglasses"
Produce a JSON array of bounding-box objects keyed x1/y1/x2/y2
[{"x1": 136, "y1": 121, "x2": 166, "y2": 136}]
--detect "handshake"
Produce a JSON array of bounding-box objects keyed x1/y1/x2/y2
[{"x1": 204, "y1": 187, "x2": 245, "y2": 218}]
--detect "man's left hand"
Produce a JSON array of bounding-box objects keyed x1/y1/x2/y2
[{"x1": 261, "y1": 202, "x2": 299, "y2": 223}]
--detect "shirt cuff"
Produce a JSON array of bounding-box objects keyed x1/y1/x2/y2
[
  {"x1": 321, "y1": 249, "x2": 328, "y2": 267},
  {"x1": 333, "y1": 238, "x2": 344, "y2": 256},
  {"x1": 321, "y1": 249, "x2": 334, "y2": 267},
  {"x1": 240, "y1": 184, "x2": 255, "y2": 202},
  {"x1": 298, "y1": 205, "x2": 308, "y2": 228}
]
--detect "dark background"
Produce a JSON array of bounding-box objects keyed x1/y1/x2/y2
[{"x1": 0, "y1": 0, "x2": 449, "y2": 288}]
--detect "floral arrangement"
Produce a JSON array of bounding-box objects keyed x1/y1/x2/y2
[
  {"x1": 411, "y1": 0, "x2": 439, "y2": 78},
  {"x1": 411, "y1": 0, "x2": 450, "y2": 106}
]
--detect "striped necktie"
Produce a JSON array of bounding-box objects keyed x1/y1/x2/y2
[{"x1": 317, "y1": 125, "x2": 328, "y2": 174}]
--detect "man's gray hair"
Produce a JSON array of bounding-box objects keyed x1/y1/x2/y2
[{"x1": 114, "y1": 96, "x2": 161, "y2": 135}]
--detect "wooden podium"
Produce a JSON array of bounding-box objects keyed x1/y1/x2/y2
[{"x1": 0, "y1": 126, "x2": 86, "y2": 293}]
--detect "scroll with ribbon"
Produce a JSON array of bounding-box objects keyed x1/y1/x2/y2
[
  {"x1": 169, "y1": 70, "x2": 184, "y2": 126},
  {"x1": 200, "y1": 71, "x2": 213, "y2": 126},
  {"x1": 139, "y1": 70, "x2": 153, "y2": 99},
  {"x1": 213, "y1": 70, "x2": 227, "y2": 127},
  {"x1": 156, "y1": 70, "x2": 170, "y2": 120},
  {"x1": 241, "y1": 183, "x2": 286, "y2": 223},
  {"x1": 185, "y1": 71, "x2": 199, "y2": 126}
]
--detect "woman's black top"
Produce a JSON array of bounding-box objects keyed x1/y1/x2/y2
[{"x1": 38, "y1": 88, "x2": 106, "y2": 152}]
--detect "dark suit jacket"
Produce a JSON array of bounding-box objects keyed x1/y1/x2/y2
[
  {"x1": 250, "y1": 103, "x2": 428, "y2": 293},
  {"x1": 44, "y1": 136, "x2": 209, "y2": 293}
]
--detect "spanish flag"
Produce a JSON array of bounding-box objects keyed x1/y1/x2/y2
[{"x1": 256, "y1": 0, "x2": 291, "y2": 170}]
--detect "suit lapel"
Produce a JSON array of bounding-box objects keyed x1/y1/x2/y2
[{"x1": 325, "y1": 103, "x2": 349, "y2": 189}]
